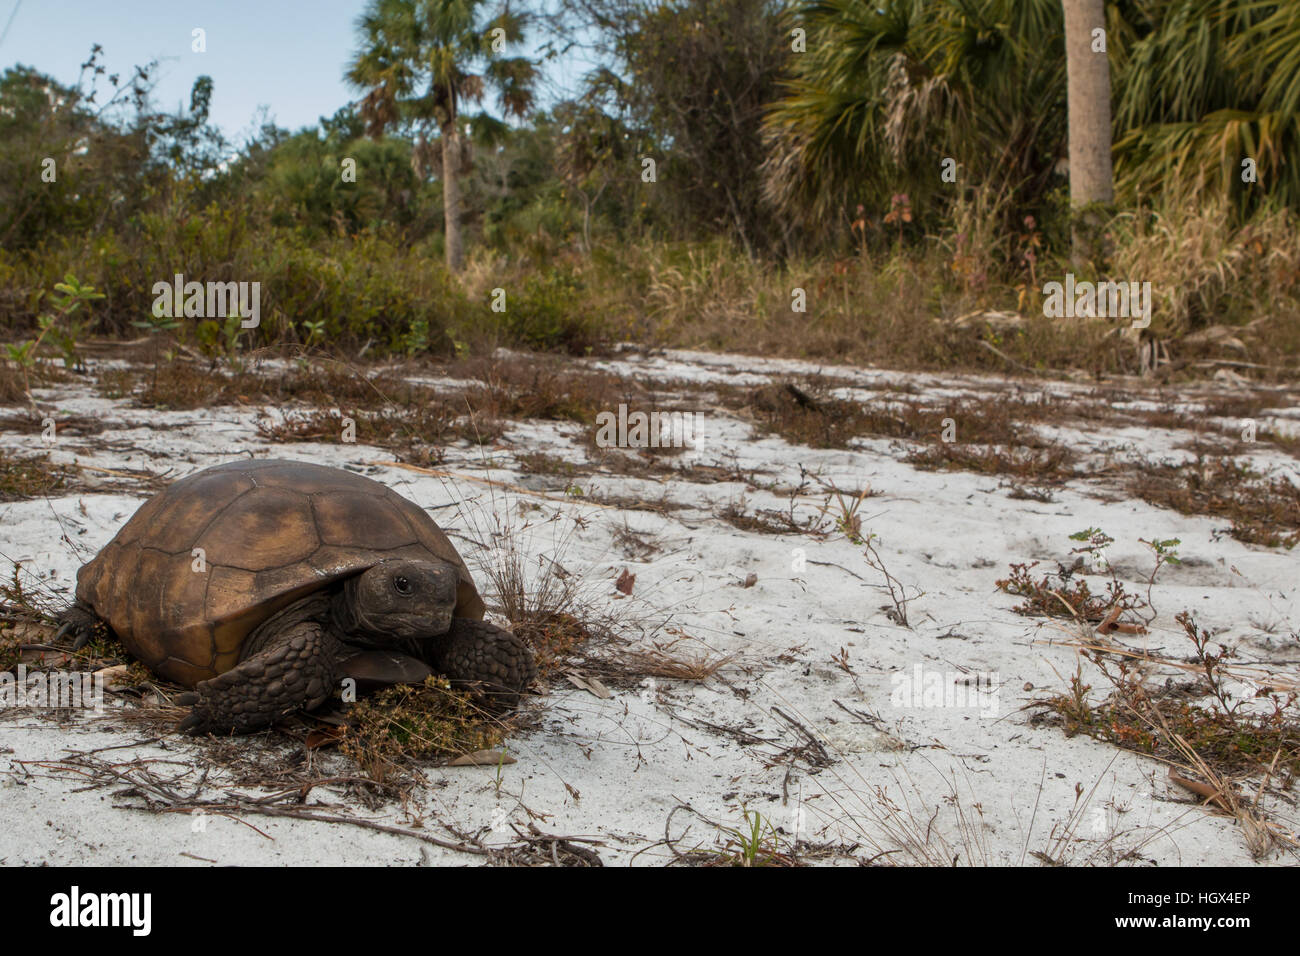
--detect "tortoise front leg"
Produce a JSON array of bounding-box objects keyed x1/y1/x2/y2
[
  {"x1": 177, "y1": 622, "x2": 343, "y2": 734},
  {"x1": 429, "y1": 618, "x2": 537, "y2": 709}
]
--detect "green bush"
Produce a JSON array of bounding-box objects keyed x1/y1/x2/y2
[
  {"x1": 491, "y1": 267, "x2": 595, "y2": 353},
  {"x1": 0, "y1": 210, "x2": 470, "y2": 356}
]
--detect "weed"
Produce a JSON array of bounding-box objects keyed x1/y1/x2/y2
[
  {"x1": 0, "y1": 452, "x2": 77, "y2": 502},
  {"x1": 1130, "y1": 457, "x2": 1300, "y2": 548},
  {"x1": 665, "y1": 805, "x2": 800, "y2": 867},
  {"x1": 817, "y1": 480, "x2": 876, "y2": 544},
  {"x1": 340, "y1": 676, "x2": 507, "y2": 782},
  {"x1": 863, "y1": 535, "x2": 923, "y2": 627},
  {"x1": 5, "y1": 274, "x2": 103, "y2": 404},
  {"x1": 1035, "y1": 607, "x2": 1300, "y2": 855}
]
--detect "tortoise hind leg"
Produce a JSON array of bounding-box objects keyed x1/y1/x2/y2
[
  {"x1": 55, "y1": 601, "x2": 109, "y2": 650},
  {"x1": 177, "y1": 622, "x2": 342, "y2": 734},
  {"x1": 430, "y1": 618, "x2": 537, "y2": 710}
]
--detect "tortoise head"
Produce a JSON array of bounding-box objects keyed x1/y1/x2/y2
[{"x1": 338, "y1": 558, "x2": 460, "y2": 641}]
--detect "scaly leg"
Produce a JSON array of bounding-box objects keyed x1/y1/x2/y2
[
  {"x1": 54, "y1": 601, "x2": 109, "y2": 650},
  {"x1": 429, "y1": 618, "x2": 537, "y2": 709},
  {"x1": 177, "y1": 621, "x2": 343, "y2": 734}
]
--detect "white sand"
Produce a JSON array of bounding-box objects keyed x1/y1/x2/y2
[{"x1": 1, "y1": 348, "x2": 1296, "y2": 865}]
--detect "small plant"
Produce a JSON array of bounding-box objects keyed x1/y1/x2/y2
[
  {"x1": 998, "y1": 560, "x2": 1128, "y2": 622},
  {"x1": 1069, "y1": 527, "x2": 1115, "y2": 572},
  {"x1": 1138, "y1": 537, "x2": 1181, "y2": 621},
  {"x1": 733, "y1": 810, "x2": 777, "y2": 866},
  {"x1": 340, "y1": 676, "x2": 506, "y2": 783},
  {"x1": 999, "y1": 529, "x2": 1181, "y2": 628},
  {"x1": 195, "y1": 315, "x2": 248, "y2": 365},
  {"x1": 401, "y1": 317, "x2": 430, "y2": 356},
  {"x1": 493, "y1": 747, "x2": 510, "y2": 797},
  {"x1": 5, "y1": 274, "x2": 104, "y2": 403},
  {"x1": 132, "y1": 309, "x2": 182, "y2": 392},
  {"x1": 863, "y1": 534, "x2": 922, "y2": 627},
  {"x1": 300, "y1": 319, "x2": 327, "y2": 349},
  {"x1": 664, "y1": 802, "x2": 807, "y2": 865},
  {"x1": 1176, "y1": 610, "x2": 1241, "y2": 718},
  {"x1": 817, "y1": 479, "x2": 874, "y2": 544}
]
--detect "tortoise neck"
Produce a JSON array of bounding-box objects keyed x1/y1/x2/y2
[
  {"x1": 329, "y1": 578, "x2": 364, "y2": 638},
  {"x1": 330, "y1": 576, "x2": 395, "y2": 647}
]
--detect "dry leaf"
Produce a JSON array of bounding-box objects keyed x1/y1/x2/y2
[
  {"x1": 448, "y1": 749, "x2": 516, "y2": 767},
  {"x1": 1168, "y1": 770, "x2": 1232, "y2": 812},
  {"x1": 565, "y1": 671, "x2": 612, "y2": 699},
  {"x1": 304, "y1": 727, "x2": 344, "y2": 750},
  {"x1": 1095, "y1": 605, "x2": 1123, "y2": 635},
  {"x1": 92, "y1": 663, "x2": 133, "y2": 689}
]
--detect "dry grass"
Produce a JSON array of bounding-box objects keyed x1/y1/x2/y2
[
  {"x1": 1032, "y1": 605, "x2": 1300, "y2": 859},
  {"x1": 99, "y1": 359, "x2": 431, "y2": 411},
  {"x1": 515, "y1": 451, "x2": 590, "y2": 478},
  {"x1": 339, "y1": 676, "x2": 510, "y2": 782},
  {"x1": 1107, "y1": 200, "x2": 1300, "y2": 343},
  {"x1": 1130, "y1": 457, "x2": 1300, "y2": 548},
  {"x1": 738, "y1": 379, "x2": 931, "y2": 448},
  {"x1": 0, "y1": 452, "x2": 78, "y2": 501},
  {"x1": 614, "y1": 645, "x2": 737, "y2": 681},
  {"x1": 732, "y1": 379, "x2": 1081, "y2": 481},
  {"x1": 461, "y1": 496, "x2": 613, "y2": 680},
  {"x1": 906, "y1": 443, "x2": 1077, "y2": 480},
  {"x1": 0, "y1": 361, "x2": 31, "y2": 405},
  {"x1": 613, "y1": 211, "x2": 1297, "y2": 381},
  {"x1": 1042, "y1": 611, "x2": 1300, "y2": 778},
  {"x1": 457, "y1": 354, "x2": 630, "y2": 424},
  {"x1": 256, "y1": 404, "x2": 505, "y2": 460},
  {"x1": 720, "y1": 499, "x2": 829, "y2": 538},
  {"x1": 631, "y1": 239, "x2": 1118, "y2": 375}
]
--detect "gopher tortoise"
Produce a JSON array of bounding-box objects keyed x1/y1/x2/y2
[{"x1": 58, "y1": 459, "x2": 535, "y2": 733}]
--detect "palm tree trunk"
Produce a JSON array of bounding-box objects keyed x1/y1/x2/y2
[
  {"x1": 1061, "y1": 0, "x2": 1114, "y2": 266},
  {"x1": 442, "y1": 123, "x2": 464, "y2": 273}
]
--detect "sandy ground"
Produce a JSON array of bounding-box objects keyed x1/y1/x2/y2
[{"x1": 2, "y1": 347, "x2": 1298, "y2": 865}]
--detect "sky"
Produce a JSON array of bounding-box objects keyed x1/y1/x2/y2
[{"x1": 0, "y1": 0, "x2": 586, "y2": 143}]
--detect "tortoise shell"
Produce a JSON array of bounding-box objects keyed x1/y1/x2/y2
[{"x1": 75, "y1": 459, "x2": 485, "y2": 687}]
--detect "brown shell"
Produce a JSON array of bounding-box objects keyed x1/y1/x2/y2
[{"x1": 75, "y1": 459, "x2": 485, "y2": 687}]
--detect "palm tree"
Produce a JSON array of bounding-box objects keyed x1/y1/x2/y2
[
  {"x1": 1061, "y1": 0, "x2": 1113, "y2": 265},
  {"x1": 762, "y1": 0, "x2": 1300, "y2": 248},
  {"x1": 346, "y1": 0, "x2": 536, "y2": 272},
  {"x1": 1111, "y1": 0, "x2": 1300, "y2": 215},
  {"x1": 761, "y1": 0, "x2": 1068, "y2": 238}
]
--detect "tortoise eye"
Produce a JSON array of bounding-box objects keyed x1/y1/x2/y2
[{"x1": 393, "y1": 575, "x2": 412, "y2": 595}]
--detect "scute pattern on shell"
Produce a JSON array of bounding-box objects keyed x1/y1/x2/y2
[{"x1": 75, "y1": 459, "x2": 484, "y2": 687}]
